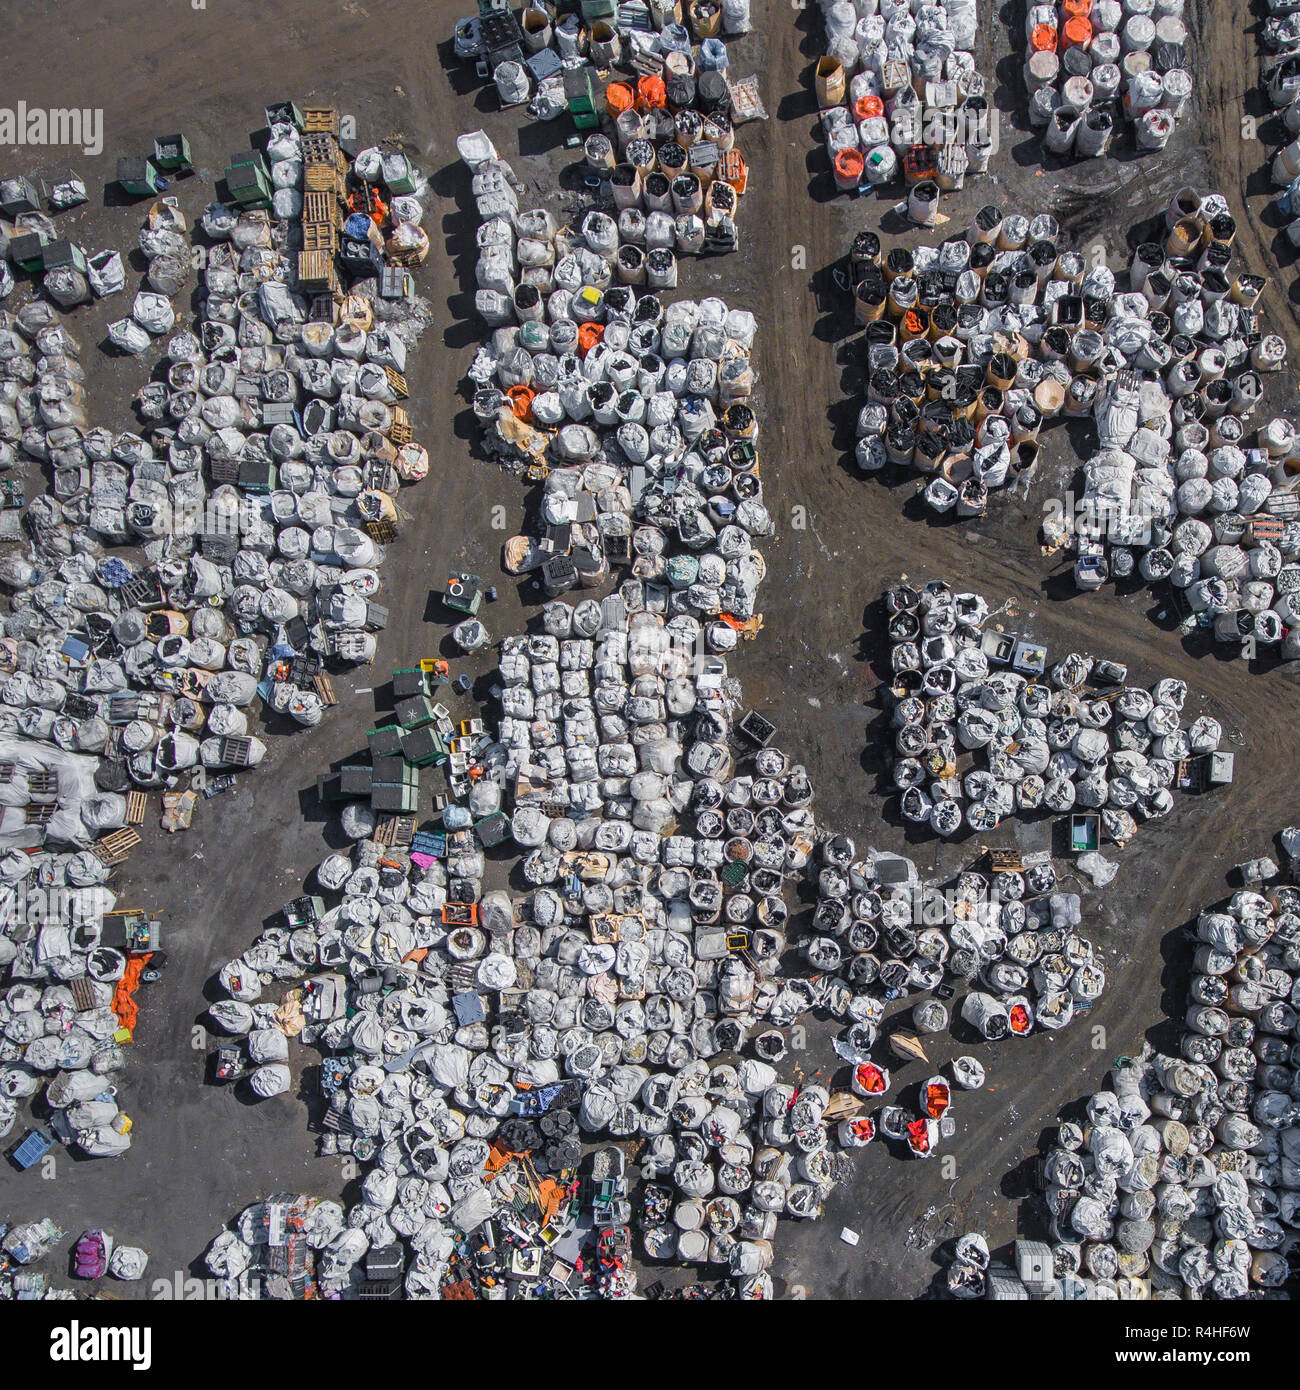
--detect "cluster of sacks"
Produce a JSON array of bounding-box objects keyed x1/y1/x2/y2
[
  {"x1": 457, "y1": 0, "x2": 751, "y2": 130},
  {"x1": 1266, "y1": 51, "x2": 1300, "y2": 258},
  {"x1": 815, "y1": 0, "x2": 987, "y2": 194},
  {"x1": 206, "y1": 618, "x2": 863, "y2": 1295},
  {"x1": 462, "y1": 154, "x2": 769, "y2": 609},
  {"x1": 68, "y1": 1228, "x2": 147, "y2": 1283},
  {"x1": 1027, "y1": 846, "x2": 1300, "y2": 1299},
  {"x1": 105, "y1": 200, "x2": 194, "y2": 355},
  {"x1": 212, "y1": 131, "x2": 808, "y2": 1288},
  {"x1": 0, "y1": 1220, "x2": 146, "y2": 1297},
  {"x1": 497, "y1": 597, "x2": 782, "y2": 849},
  {"x1": 947, "y1": 846, "x2": 1300, "y2": 1299},
  {"x1": 847, "y1": 206, "x2": 1083, "y2": 516},
  {"x1": 807, "y1": 836, "x2": 1105, "y2": 1058},
  {"x1": 0, "y1": 196, "x2": 126, "y2": 307},
  {"x1": 884, "y1": 578, "x2": 1222, "y2": 837},
  {"x1": 0, "y1": 848, "x2": 138, "y2": 1157},
  {"x1": 129, "y1": 206, "x2": 427, "y2": 722},
  {"x1": 205, "y1": 1196, "x2": 348, "y2": 1298},
  {"x1": 1024, "y1": 0, "x2": 1192, "y2": 158},
  {"x1": 635, "y1": 1060, "x2": 856, "y2": 1278},
  {"x1": 464, "y1": 130, "x2": 751, "y2": 349},
  {"x1": 996, "y1": 189, "x2": 1300, "y2": 653},
  {"x1": 0, "y1": 302, "x2": 279, "y2": 789},
  {"x1": 583, "y1": 81, "x2": 748, "y2": 262},
  {"x1": 854, "y1": 193, "x2": 1292, "y2": 565},
  {"x1": 123, "y1": 116, "x2": 430, "y2": 721},
  {"x1": 26, "y1": 219, "x2": 126, "y2": 311}
]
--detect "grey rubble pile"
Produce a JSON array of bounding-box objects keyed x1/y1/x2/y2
[
  {"x1": 1024, "y1": 0, "x2": 1193, "y2": 158},
  {"x1": 883, "y1": 579, "x2": 1223, "y2": 838},
  {"x1": 815, "y1": 0, "x2": 987, "y2": 196},
  {"x1": 952, "y1": 841, "x2": 1300, "y2": 1301}
]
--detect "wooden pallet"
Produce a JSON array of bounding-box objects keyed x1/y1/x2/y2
[
  {"x1": 208, "y1": 457, "x2": 241, "y2": 485},
  {"x1": 302, "y1": 221, "x2": 338, "y2": 253},
  {"x1": 374, "y1": 813, "x2": 417, "y2": 849},
  {"x1": 364, "y1": 517, "x2": 398, "y2": 543},
  {"x1": 92, "y1": 827, "x2": 142, "y2": 866},
  {"x1": 125, "y1": 791, "x2": 147, "y2": 825},
  {"x1": 302, "y1": 189, "x2": 341, "y2": 224},
  {"x1": 303, "y1": 163, "x2": 343, "y2": 195},
  {"x1": 1249, "y1": 516, "x2": 1286, "y2": 543},
  {"x1": 301, "y1": 132, "x2": 339, "y2": 162},
  {"x1": 388, "y1": 407, "x2": 412, "y2": 445},
  {"x1": 69, "y1": 976, "x2": 98, "y2": 1010},
  {"x1": 301, "y1": 107, "x2": 340, "y2": 136},
  {"x1": 384, "y1": 366, "x2": 409, "y2": 399},
  {"x1": 297, "y1": 249, "x2": 339, "y2": 294},
  {"x1": 987, "y1": 847, "x2": 1024, "y2": 873},
  {"x1": 28, "y1": 769, "x2": 58, "y2": 797},
  {"x1": 313, "y1": 674, "x2": 338, "y2": 706},
  {"x1": 217, "y1": 736, "x2": 256, "y2": 768}
]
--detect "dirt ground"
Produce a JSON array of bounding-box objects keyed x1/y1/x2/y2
[{"x1": 5, "y1": 0, "x2": 1299, "y2": 1300}]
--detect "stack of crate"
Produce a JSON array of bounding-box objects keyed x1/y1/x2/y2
[
  {"x1": 299, "y1": 116, "x2": 345, "y2": 299},
  {"x1": 370, "y1": 755, "x2": 420, "y2": 814},
  {"x1": 224, "y1": 151, "x2": 273, "y2": 209},
  {"x1": 302, "y1": 189, "x2": 341, "y2": 257}
]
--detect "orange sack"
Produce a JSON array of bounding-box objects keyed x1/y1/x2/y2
[
  {"x1": 1061, "y1": 15, "x2": 1092, "y2": 49},
  {"x1": 637, "y1": 75, "x2": 667, "y2": 110},
  {"x1": 111, "y1": 953, "x2": 153, "y2": 1035},
  {"x1": 605, "y1": 82, "x2": 634, "y2": 118},
  {"x1": 505, "y1": 384, "x2": 535, "y2": 422}
]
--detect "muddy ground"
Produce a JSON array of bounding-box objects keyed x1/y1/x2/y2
[{"x1": 4, "y1": 0, "x2": 1299, "y2": 1300}]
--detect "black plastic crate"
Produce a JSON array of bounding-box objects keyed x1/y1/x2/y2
[{"x1": 737, "y1": 710, "x2": 776, "y2": 747}]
